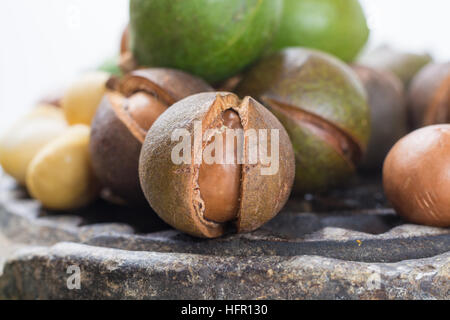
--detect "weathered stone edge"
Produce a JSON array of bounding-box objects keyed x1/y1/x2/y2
[{"x1": 1, "y1": 242, "x2": 448, "y2": 300}]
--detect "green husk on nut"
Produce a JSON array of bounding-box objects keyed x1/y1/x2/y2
[
  {"x1": 90, "y1": 68, "x2": 213, "y2": 206},
  {"x1": 139, "y1": 92, "x2": 295, "y2": 238},
  {"x1": 237, "y1": 48, "x2": 371, "y2": 193},
  {"x1": 272, "y1": 0, "x2": 370, "y2": 62},
  {"x1": 129, "y1": 0, "x2": 283, "y2": 83}
]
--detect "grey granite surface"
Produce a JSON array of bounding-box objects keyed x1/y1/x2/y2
[{"x1": 0, "y1": 174, "x2": 448, "y2": 299}]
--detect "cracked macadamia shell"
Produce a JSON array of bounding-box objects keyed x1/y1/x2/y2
[
  {"x1": 383, "y1": 125, "x2": 450, "y2": 227},
  {"x1": 237, "y1": 48, "x2": 370, "y2": 193},
  {"x1": 90, "y1": 68, "x2": 213, "y2": 206},
  {"x1": 139, "y1": 92, "x2": 295, "y2": 238}
]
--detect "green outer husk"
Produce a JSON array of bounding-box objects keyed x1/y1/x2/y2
[
  {"x1": 270, "y1": 107, "x2": 354, "y2": 193},
  {"x1": 237, "y1": 48, "x2": 370, "y2": 147},
  {"x1": 272, "y1": 0, "x2": 369, "y2": 62},
  {"x1": 237, "y1": 48, "x2": 370, "y2": 193},
  {"x1": 130, "y1": 0, "x2": 282, "y2": 83}
]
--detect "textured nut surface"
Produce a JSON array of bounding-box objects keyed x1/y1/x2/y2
[
  {"x1": 383, "y1": 124, "x2": 450, "y2": 227},
  {"x1": 0, "y1": 106, "x2": 67, "y2": 185},
  {"x1": 90, "y1": 68, "x2": 213, "y2": 205},
  {"x1": 26, "y1": 125, "x2": 99, "y2": 211},
  {"x1": 139, "y1": 92, "x2": 295, "y2": 238},
  {"x1": 62, "y1": 72, "x2": 110, "y2": 125}
]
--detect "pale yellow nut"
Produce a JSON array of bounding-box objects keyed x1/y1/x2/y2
[
  {"x1": 62, "y1": 71, "x2": 110, "y2": 125},
  {"x1": 0, "y1": 105, "x2": 67, "y2": 185},
  {"x1": 26, "y1": 125, "x2": 99, "y2": 211}
]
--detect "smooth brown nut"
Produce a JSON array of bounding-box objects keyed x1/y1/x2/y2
[
  {"x1": 90, "y1": 68, "x2": 213, "y2": 205},
  {"x1": 352, "y1": 65, "x2": 408, "y2": 169},
  {"x1": 383, "y1": 124, "x2": 450, "y2": 227},
  {"x1": 0, "y1": 106, "x2": 68, "y2": 185},
  {"x1": 139, "y1": 92, "x2": 295, "y2": 238},
  {"x1": 26, "y1": 125, "x2": 99, "y2": 211},
  {"x1": 408, "y1": 62, "x2": 450, "y2": 129}
]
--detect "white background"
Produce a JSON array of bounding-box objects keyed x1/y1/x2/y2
[{"x1": 1, "y1": 0, "x2": 449, "y2": 134}]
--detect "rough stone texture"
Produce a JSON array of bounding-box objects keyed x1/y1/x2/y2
[
  {"x1": 0, "y1": 243, "x2": 448, "y2": 300},
  {"x1": 0, "y1": 173, "x2": 449, "y2": 299}
]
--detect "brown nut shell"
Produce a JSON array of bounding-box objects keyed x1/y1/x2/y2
[
  {"x1": 90, "y1": 68, "x2": 213, "y2": 206},
  {"x1": 352, "y1": 65, "x2": 408, "y2": 169},
  {"x1": 139, "y1": 92, "x2": 295, "y2": 238},
  {"x1": 383, "y1": 124, "x2": 450, "y2": 227},
  {"x1": 408, "y1": 62, "x2": 450, "y2": 129}
]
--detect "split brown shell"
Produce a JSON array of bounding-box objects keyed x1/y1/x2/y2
[
  {"x1": 90, "y1": 68, "x2": 213, "y2": 206},
  {"x1": 237, "y1": 48, "x2": 370, "y2": 193},
  {"x1": 139, "y1": 92, "x2": 295, "y2": 238},
  {"x1": 408, "y1": 62, "x2": 450, "y2": 129},
  {"x1": 352, "y1": 65, "x2": 407, "y2": 169},
  {"x1": 383, "y1": 125, "x2": 450, "y2": 227}
]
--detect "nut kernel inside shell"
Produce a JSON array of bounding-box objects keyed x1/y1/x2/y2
[
  {"x1": 199, "y1": 109, "x2": 243, "y2": 223},
  {"x1": 106, "y1": 86, "x2": 169, "y2": 144},
  {"x1": 91, "y1": 69, "x2": 213, "y2": 206}
]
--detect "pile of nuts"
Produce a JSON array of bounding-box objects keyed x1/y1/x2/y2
[{"x1": 1, "y1": 0, "x2": 449, "y2": 238}]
